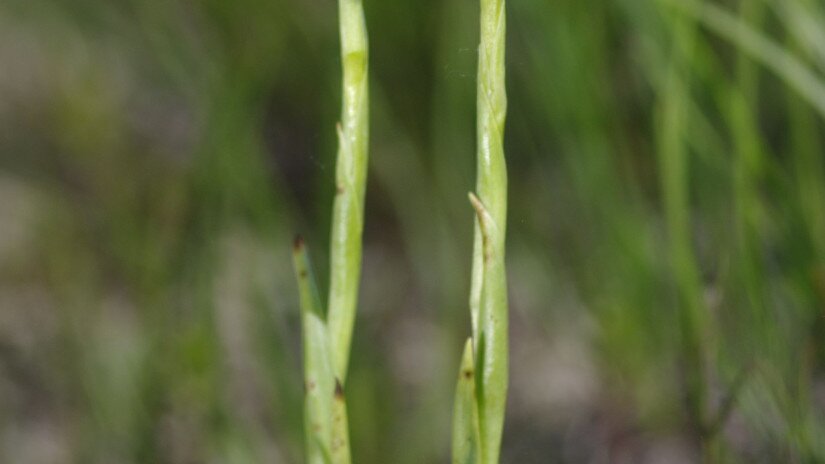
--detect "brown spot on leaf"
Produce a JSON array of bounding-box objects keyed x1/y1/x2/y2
[
  {"x1": 463, "y1": 369, "x2": 473, "y2": 379},
  {"x1": 334, "y1": 378, "x2": 345, "y2": 399},
  {"x1": 293, "y1": 235, "x2": 305, "y2": 250}
]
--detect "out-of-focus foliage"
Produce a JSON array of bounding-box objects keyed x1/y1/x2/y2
[{"x1": 0, "y1": 0, "x2": 824, "y2": 463}]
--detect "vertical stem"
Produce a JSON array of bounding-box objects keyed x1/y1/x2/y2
[
  {"x1": 471, "y1": 0, "x2": 508, "y2": 333},
  {"x1": 468, "y1": 0, "x2": 508, "y2": 462},
  {"x1": 293, "y1": 2, "x2": 368, "y2": 462},
  {"x1": 327, "y1": 0, "x2": 370, "y2": 383}
]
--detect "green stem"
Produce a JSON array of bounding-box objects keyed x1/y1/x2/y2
[
  {"x1": 293, "y1": 1, "x2": 368, "y2": 462},
  {"x1": 465, "y1": 0, "x2": 509, "y2": 461},
  {"x1": 327, "y1": 0, "x2": 370, "y2": 385}
]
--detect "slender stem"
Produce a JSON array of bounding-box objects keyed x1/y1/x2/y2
[
  {"x1": 293, "y1": 2, "x2": 368, "y2": 462},
  {"x1": 467, "y1": 0, "x2": 508, "y2": 461},
  {"x1": 327, "y1": 0, "x2": 370, "y2": 384}
]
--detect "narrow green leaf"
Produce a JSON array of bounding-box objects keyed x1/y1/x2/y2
[
  {"x1": 654, "y1": 5, "x2": 709, "y2": 430},
  {"x1": 452, "y1": 338, "x2": 481, "y2": 464},
  {"x1": 292, "y1": 237, "x2": 335, "y2": 464}
]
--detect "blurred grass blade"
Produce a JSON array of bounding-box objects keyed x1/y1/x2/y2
[
  {"x1": 292, "y1": 237, "x2": 335, "y2": 464},
  {"x1": 452, "y1": 338, "x2": 481, "y2": 464},
  {"x1": 767, "y1": 0, "x2": 825, "y2": 71},
  {"x1": 654, "y1": 3, "x2": 711, "y2": 444},
  {"x1": 327, "y1": 0, "x2": 370, "y2": 383},
  {"x1": 661, "y1": 0, "x2": 825, "y2": 120},
  {"x1": 729, "y1": 0, "x2": 770, "y2": 351}
]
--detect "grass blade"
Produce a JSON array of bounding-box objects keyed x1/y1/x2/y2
[
  {"x1": 766, "y1": 0, "x2": 825, "y2": 71},
  {"x1": 653, "y1": 5, "x2": 718, "y2": 454}
]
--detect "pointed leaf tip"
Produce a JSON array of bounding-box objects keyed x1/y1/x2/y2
[
  {"x1": 293, "y1": 234, "x2": 305, "y2": 251},
  {"x1": 468, "y1": 192, "x2": 493, "y2": 229},
  {"x1": 452, "y1": 338, "x2": 481, "y2": 464},
  {"x1": 468, "y1": 192, "x2": 482, "y2": 210}
]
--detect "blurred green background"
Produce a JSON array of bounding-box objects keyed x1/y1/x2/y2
[{"x1": 1, "y1": 0, "x2": 825, "y2": 462}]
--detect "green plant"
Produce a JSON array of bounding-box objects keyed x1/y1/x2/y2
[
  {"x1": 655, "y1": 2, "x2": 710, "y2": 448},
  {"x1": 452, "y1": 0, "x2": 509, "y2": 462},
  {"x1": 654, "y1": 1, "x2": 825, "y2": 461},
  {"x1": 291, "y1": 0, "x2": 369, "y2": 463}
]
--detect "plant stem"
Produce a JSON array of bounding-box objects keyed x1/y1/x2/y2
[
  {"x1": 466, "y1": 0, "x2": 509, "y2": 461},
  {"x1": 327, "y1": 0, "x2": 370, "y2": 384},
  {"x1": 293, "y1": 1, "x2": 368, "y2": 462}
]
